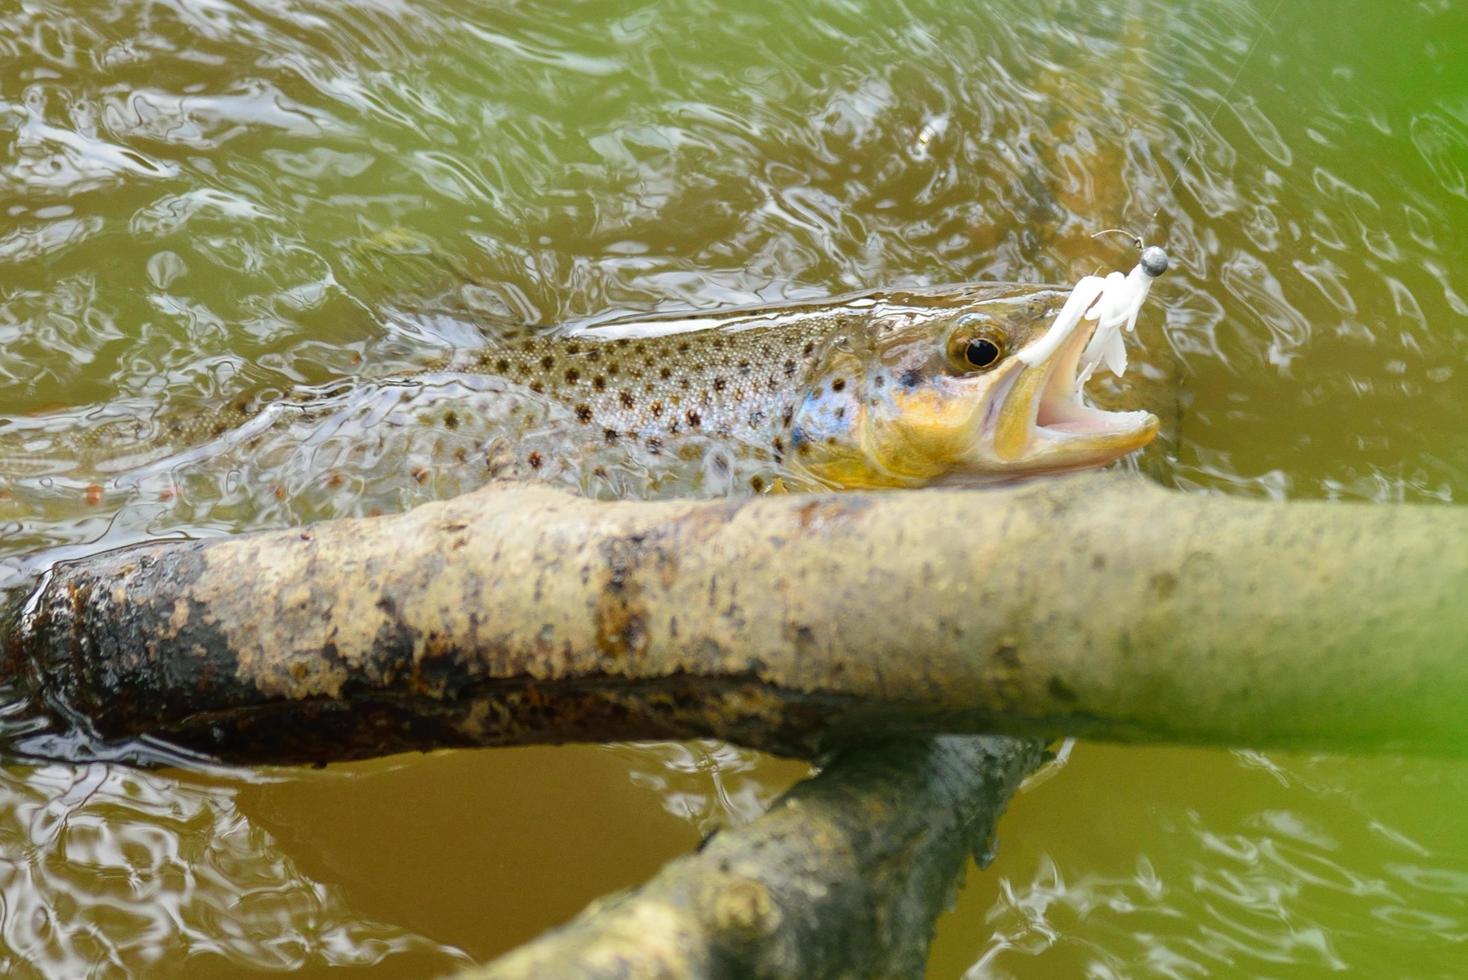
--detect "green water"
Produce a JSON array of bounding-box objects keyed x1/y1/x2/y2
[{"x1": 2, "y1": 0, "x2": 1466, "y2": 975}]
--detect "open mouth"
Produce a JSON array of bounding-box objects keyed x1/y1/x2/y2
[
  {"x1": 991, "y1": 294, "x2": 1158, "y2": 459},
  {"x1": 1030, "y1": 312, "x2": 1155, "y2": 437}
]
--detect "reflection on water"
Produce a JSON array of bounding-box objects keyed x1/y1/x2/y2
[
  {"x1": 2, "y1": 0, "x2": 1467, "y2": 974},
  {"x1": 0, "y1": 745, "x2": 805, "y2": 975},
  {"x1": 0, "y1": 763, "x2": 464, "y2": 975},
  {"x1": 935, "y1": 745, "x2": 1468, "y2": 978},
  {"x1": 613, "y1": 740, "x2": 795, "y2": 836}
]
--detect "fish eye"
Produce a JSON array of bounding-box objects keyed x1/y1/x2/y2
[
  {"x1": 965, "y1": 338, "x2": 1000, "y2": 367},
  {"x1": 946, "y1": 316, "x2": 1008, "y2": 374}
]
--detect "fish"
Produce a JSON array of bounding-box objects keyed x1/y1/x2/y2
[{"x1": 0, "y1": 277, "x2": 1159, "y2": 505}]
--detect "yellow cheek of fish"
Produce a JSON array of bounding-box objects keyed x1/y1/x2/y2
[
  {"x1": 868, "y1": 387, "x2": 986, "y2": 482},
  {"x1": 804, "y1": 447, "x2": 897, "y2": 489},
  {"x1": 797, "y1": 399, "x2": 946, "y2": 489},
  {"x1": 992, "y1": 367, "x2": 1046, "y2": 461}
]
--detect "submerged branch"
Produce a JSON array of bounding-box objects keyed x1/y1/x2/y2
[
  {"x1": 2, "y1": 472, "x2": 1466, "y2": 763},
  {"x1": 464, "y1": 735, "x2": 1044, "y2": 980}
]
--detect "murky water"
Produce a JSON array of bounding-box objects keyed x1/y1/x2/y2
[{"x1": 1, "y1": 0, "x2": 1465, "y2": 975}]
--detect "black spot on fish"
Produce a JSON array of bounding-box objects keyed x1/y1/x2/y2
[
  {"x1": 650, "y1": 401, "x2": 663, "y2": 417},
  {"x1": 586, "y1": 348, "x2": 601, "y2": 362},
  {"x1": 647, "y1": 437, "x2": 664, "y2": 454},
  {"x1": 802, "y1": 341, "x2": 815, "y2": 357},
  {"x1": 783, "y1": 360, "x2": 797, "y2": 377},
  {"x1": 831, "y1": 378, "x2": 846, "y2": 392},
  {"x1": 713, "y1": 377, "x2": 727, "y2": 392},
  {"x1": 900, "y1": 369, "x2": 922, "y2": 389},
  {"x1": 620, "y1": 391, "x2": 635, "y2": 409},
  {"x1": 565, "y1": 368, "x2": 580, "y2": 384},
  {"x1": 566, "y1": 343, "x2": 581, "y2": 355},
  {"x1": 575, "y1": 404, "x2": 593, "y2": 424},
  {"x1": 872, "y1": 374, "x2": 885, "y2": 388},
  {"x1": 677, "y1": 341, "x2": 690, "y2": 353},
  {"x1": 781, "y1": 407, "x2": 794, "y2": 427},
  {"x1": 444, "y1": 411, "x2": 460, "y2": 429},
  {"x1": 604, "y1": 428, "x2": 620, "y2": 443},
  {"x1": 834, "y1": 406, "x2": 845, "y2": 420},
  {"x1": 686, "y1": 409, "x2": 701, "y2": 428},
  {"x1": 593, "y1": 375, "x2": 606, "y2": 391},
  {"x1": 659, "y1": 367, "x2": 672, "y2": 380},
  {"x1": 529, "y1": 381, "x2": 544, "y2": 394},
  {"x1": 608, "y1": 363, "x2": 621, "y2": 377},
  {"x1": 751, "y1": 476, "x2": 765, "y2": 492},
  {"x1": 540, "y1": 355, "x2": 555, "y2": 370},
  {"x1": 495, "y1": 358, "x2": 510, "y2": 373},
  {"x1": 737, "y1": 360, "x2": 750, "y2": 374},
  {"x1": 528, "y1": 452, "x2": 543, "y2": 469}
]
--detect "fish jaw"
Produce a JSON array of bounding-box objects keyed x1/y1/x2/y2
[{"x1": 986, "y1": 287, "x2": 1158, "y2": 473}]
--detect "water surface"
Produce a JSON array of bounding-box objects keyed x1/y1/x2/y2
[{"x1": 2, "y1": 0, "x2": 1466, "y2": 975}]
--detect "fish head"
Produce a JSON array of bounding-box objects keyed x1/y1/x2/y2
[{"x1": 787, "y1": 284, "x2": 1159, "y2": 487}]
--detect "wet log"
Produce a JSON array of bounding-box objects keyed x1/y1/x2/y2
[
  {"x1": 464, "y1": 735, "x2": 1044, "y2": 980},
  {"x1": 2, "y1": 472, "x2": 1466, "y2": 763}
]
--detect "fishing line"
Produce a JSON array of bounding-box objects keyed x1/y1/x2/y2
[
  {"x1": 1146, "y1": 0, "x2": 1286, "y2": 234},
  {"x1": 1089, "y1": 0, "x2": 1285, "y2": 252}
]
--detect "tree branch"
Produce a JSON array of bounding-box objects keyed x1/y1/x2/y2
[
  {"x1": 3, "y1": 473, "x2": 1465, "y2": 763},
  {"x1": 462, "y1": 735, "x2": 1043, "y2": 980}
]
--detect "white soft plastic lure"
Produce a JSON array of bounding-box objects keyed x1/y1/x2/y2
[{"x1": 1018, "y1": 245, "x2": 1169, "y2": 385}]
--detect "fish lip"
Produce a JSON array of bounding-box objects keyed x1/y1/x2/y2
[{"x1": 994, "y1": 304, "x2": 1157, "y2": 453}]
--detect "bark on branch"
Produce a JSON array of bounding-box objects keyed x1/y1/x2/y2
[
  {"x1": 463, "y1": 735, "x2": 1044, "y2": 980},
  {"x1": 3, "y1": 472, "x2": 1465, "y2": 763}
]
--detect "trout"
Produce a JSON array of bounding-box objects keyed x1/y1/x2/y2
[{"x1": 0, "y1": 274, "x2": 1160, "y2": 511}]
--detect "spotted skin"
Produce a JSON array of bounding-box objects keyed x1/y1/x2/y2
[
  {"x1": 1, "y1": 281, "x2": 1155, "y2": 500},
  {"x1": 448, "y1": 320, "x2": 833, "y2": 461}
]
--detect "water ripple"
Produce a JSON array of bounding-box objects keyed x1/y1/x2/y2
[
  {"x1": 0, "y1": 764, "x2": 466, "y2": 975},
  {"x1": 958, "y1": 749, "x2": 1468, "y2": 979},
  {"x1": 1, "y1": 0, "x2": 1467, "y2": 973}
]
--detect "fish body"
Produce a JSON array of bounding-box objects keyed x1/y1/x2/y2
[
  {"x1": 1, "y1": 280, "x2": 1158, "y2": 509},
  {"x1": 448, "y1": 278, "x2": 1155, "y2": 488}
]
